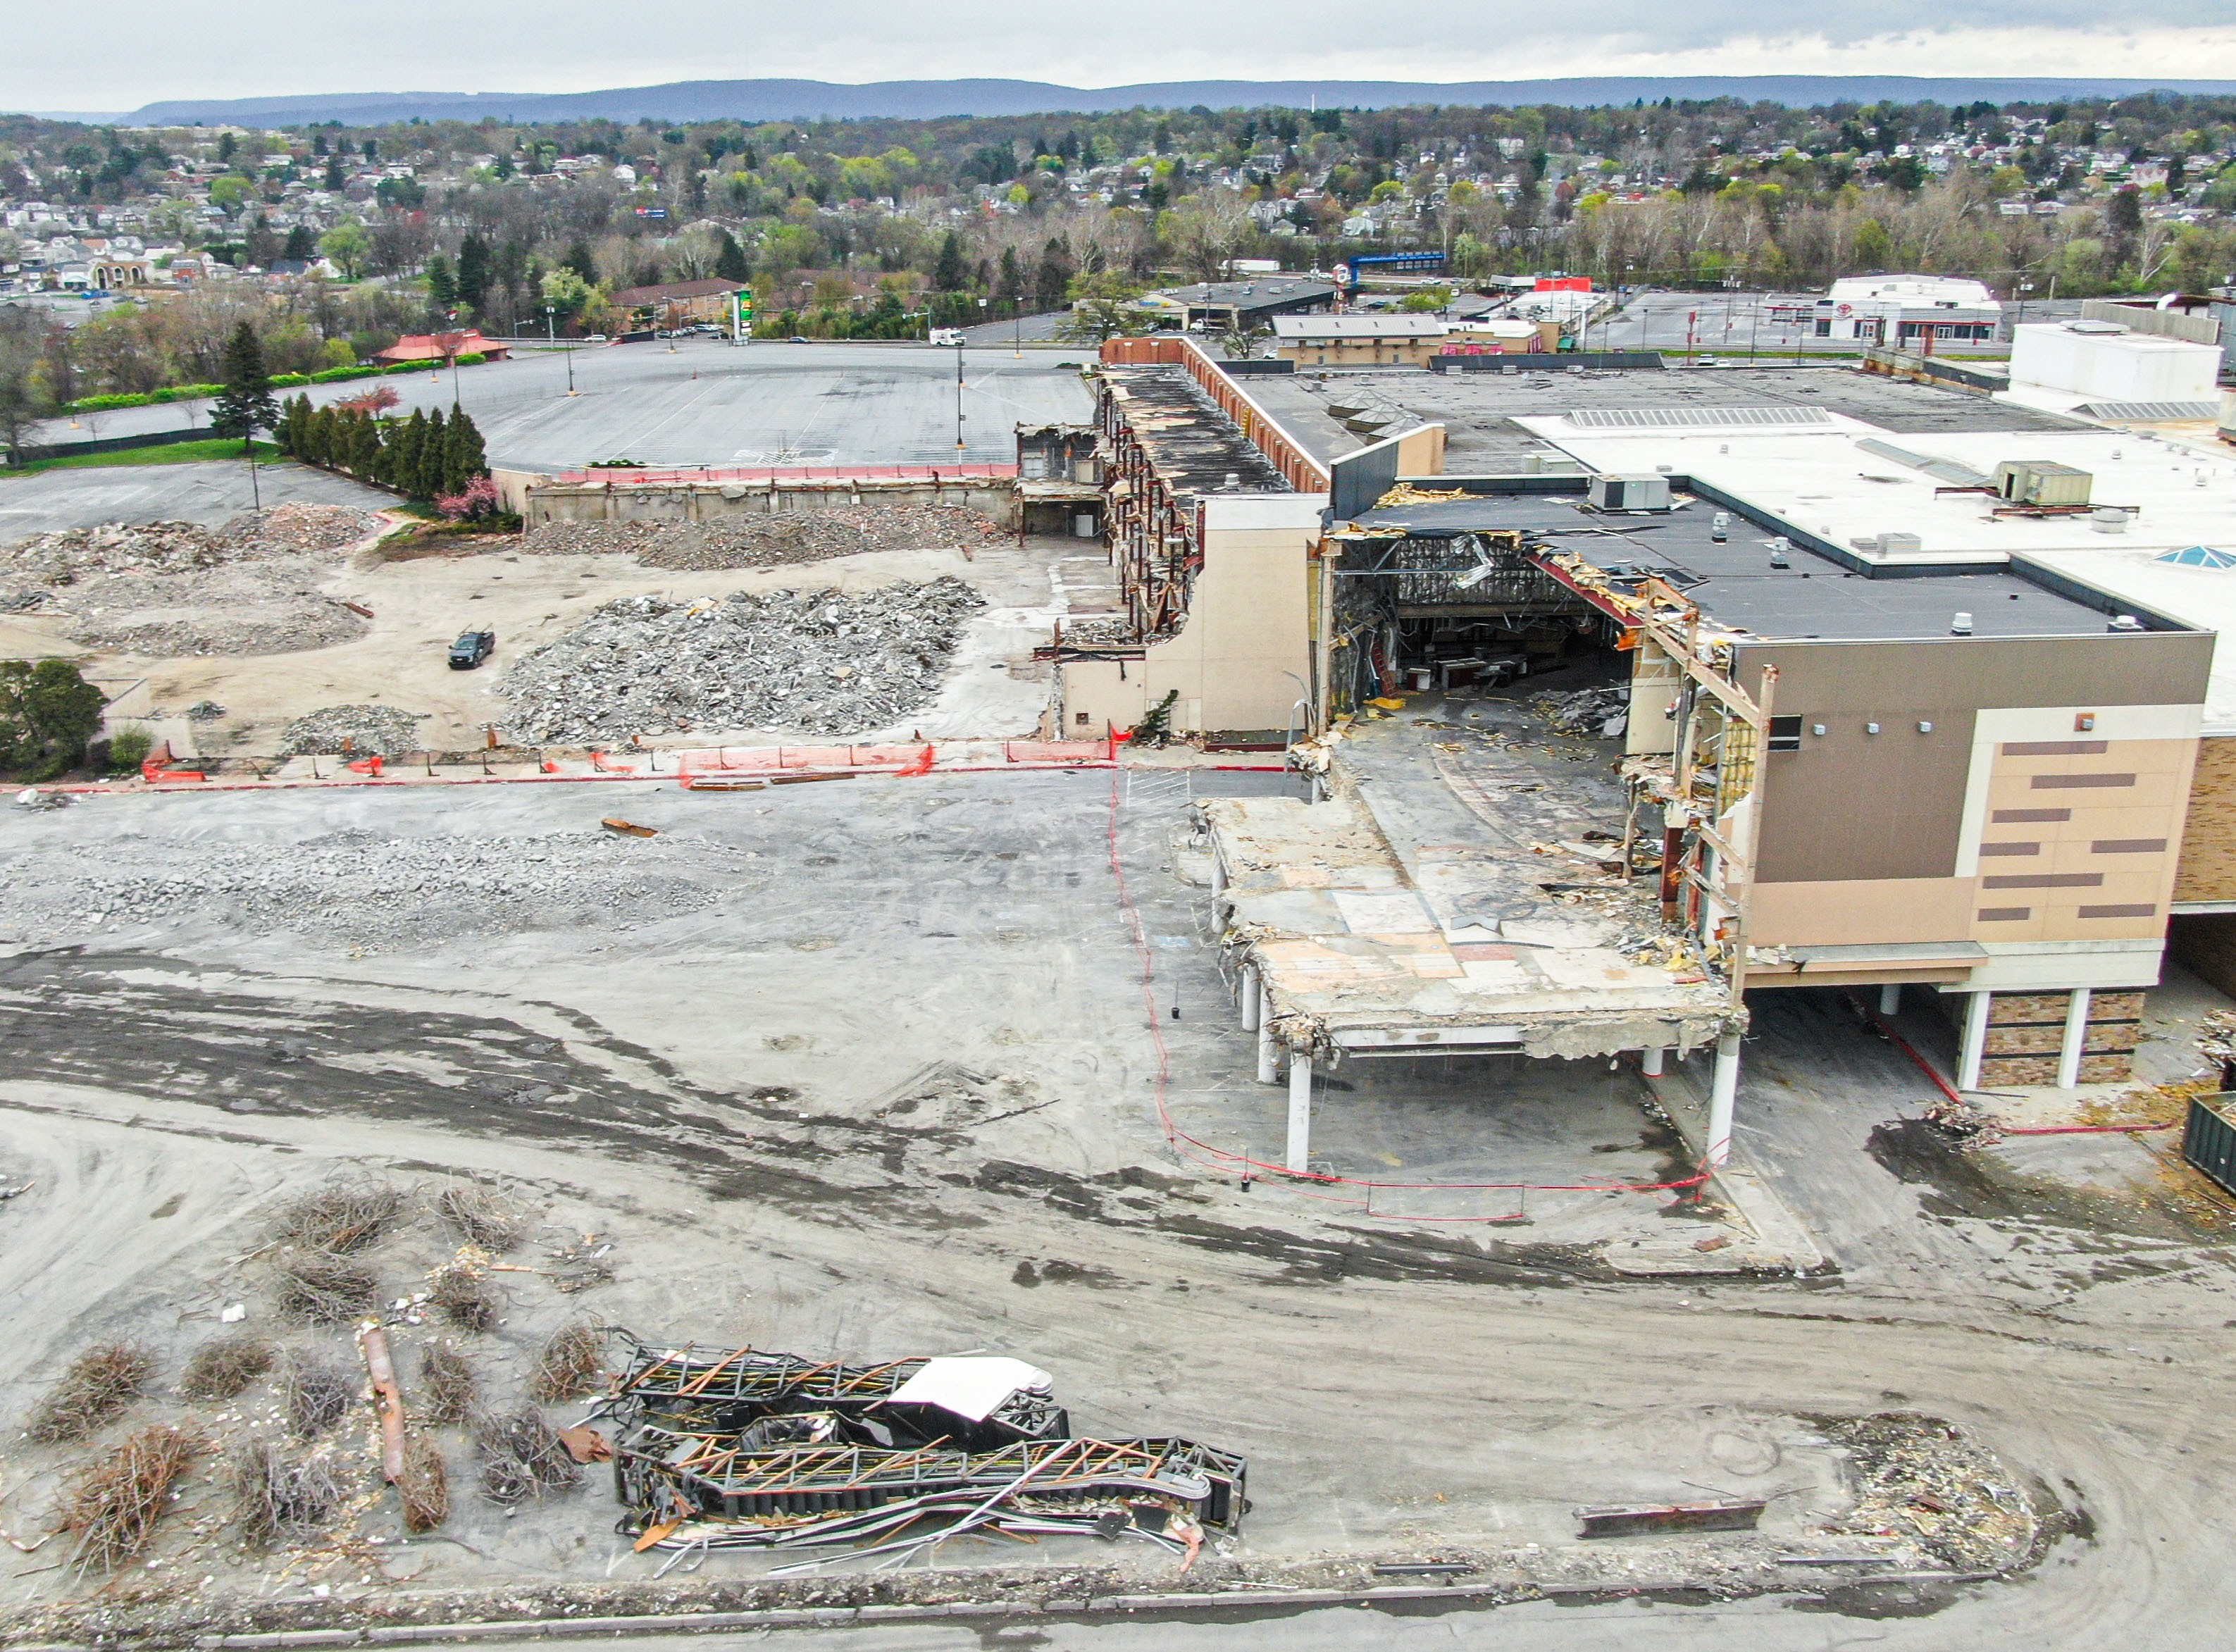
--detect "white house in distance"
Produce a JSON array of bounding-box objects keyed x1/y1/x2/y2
[{"x1": 1813, "y1": 275, "x2": 2001, "y2": 346}]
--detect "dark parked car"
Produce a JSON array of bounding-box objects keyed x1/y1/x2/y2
[{"x1": 449, "y1": 628, "x2": 495, "y2": 669}]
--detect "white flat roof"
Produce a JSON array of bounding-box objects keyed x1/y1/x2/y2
[
  {"x1": 1527, "y1": 418, "x2": 2236, "y2": 733},
  {"x1": 1274, "y1": 315, "x2": 1448, "y2": 339}
]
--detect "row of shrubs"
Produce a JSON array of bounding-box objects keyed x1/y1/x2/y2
[{"x1": 67, "y1": 355, "x2": 490, "y2": 414}]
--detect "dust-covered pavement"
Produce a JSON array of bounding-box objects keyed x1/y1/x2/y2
[{"x1": 0, "y1": 775, "x2": 2233, "y2": 1649}]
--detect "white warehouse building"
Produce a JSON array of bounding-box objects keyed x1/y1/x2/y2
[{"x1": 1812, "y1": 275, "x2": 2001, "y2": 346}]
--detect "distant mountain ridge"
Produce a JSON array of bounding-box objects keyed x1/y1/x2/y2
[{"x1": 39, "y1": 74, "x2": 2236, "y2": 128}]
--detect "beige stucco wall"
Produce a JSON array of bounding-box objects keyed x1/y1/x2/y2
[
  {"x1": 1059, "y1": 657, "x2": 1150, "y2": 738},
  {"x1": 1141, "y1": 496, "x2": 1322, "y2": 733}
]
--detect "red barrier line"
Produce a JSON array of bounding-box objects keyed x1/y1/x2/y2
[
  {"x1": 1844, "y1": 989, "x2": 2182, "y2": 1134},
  {"x1": 1845, "y1": 989, "x2": 1966, "y2": 1105},
  {"x1": 1103, "y1": 769, "x2": 1710, "y2": 1210}
]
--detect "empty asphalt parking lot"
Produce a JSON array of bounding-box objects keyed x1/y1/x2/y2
[{"x1": 23, "y1": 340, "x2": 1098, "y2": 473}]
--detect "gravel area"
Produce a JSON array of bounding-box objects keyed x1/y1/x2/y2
[
  {"x1": 0, "y1": 828, "x2": 729, "y2": 949},
  {"x1": 0, "y1": 504, "x2": 387, "y2": 658},
  {"x1": 496, "y1": 577, "x2": 984, "y2": 743},
  {"x1": 521, "y1": 505, "x2": 1006, "y2": 572},
  {"x1": 277, "y1": 705, "x2": 430, "y2": 757}
]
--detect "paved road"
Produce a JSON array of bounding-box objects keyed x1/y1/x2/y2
[
  {"x1": 0, "y1": 457, "x2": 391, "y2": 538},
  {"x1": 956, "y1": 311, "x2": 1077, "y2": 347},
  {"x1": 32, "y1": 341, "x2": 1096, "y2": 473}
]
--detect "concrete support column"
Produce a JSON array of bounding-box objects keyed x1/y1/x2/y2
[
  {"x1": 1879, "y1": 981, "x2": 1902, "y2": 1017},
  {"x1": 1241, "y1": 967, "x2": 1262, "y2": 1033},
  {"x1": 1707, "y1": 1033, "x2": 1741, "y2": 1168},
  {"x1": 2058, "y1": 988, "x2": 2092, "y2": 1091},
  {"x1": 1210, "y1": 853, "x2": 1226, "y2": 899},
  {"x1": 1642, "y1": 1045, "x2": 1665, "y2": 1077},
  {"x1": 1958, "y1": 990, "x2": 1992, "y2": 1092},
  {"x1": 1286, "y1": 1053, "x2": 1313, "y2": 1174},
  {"x1": 1257, "y1": 1017, "x2": 1279, "y2": 1086}
]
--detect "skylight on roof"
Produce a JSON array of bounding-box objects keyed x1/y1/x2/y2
[{"x1": 2154, "y1": 546, "x2": 2236, "y2": 569}]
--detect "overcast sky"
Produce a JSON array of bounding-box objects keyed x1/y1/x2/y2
[{"x1": 7, "y1": 2, "x2": 2228, "y2": 114}]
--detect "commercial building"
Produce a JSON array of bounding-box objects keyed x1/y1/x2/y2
[
  {"x1": 1271, "y1": 315, "x2": 1560, "y2": 368},
  {"x1": 1075, "y1": 342, "x2": 2236, "y2": 1160},
  {"x1": 373, "y1": 330, "x2": 512, "y2": 366},
  {"x1": 1813, "y1": 275, "x2": 2001, "y2": 347},
  {"x1": 607, "y1": 278, "x2": 745, "y2": 333},
  {"x1": 1129, "y1": 278, "x2": 1337, "y2": 333}
]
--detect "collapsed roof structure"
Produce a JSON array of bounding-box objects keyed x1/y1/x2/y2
[{"x1": 595, "y1": 1333, "x2": 1248, "y2": 1563}]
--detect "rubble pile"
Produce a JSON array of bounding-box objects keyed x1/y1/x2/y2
[
  {"x1": 597, "y1": 1331, "x2": 1245, "y2": 1560},
  {"x1": 0, "y1": 828, "x2": 728, "y2": 949},
  {"x1": 278, "y1": 704, "x2": 429, "y2": 757},
  {"x1": 1534, "y1": 684, "x2": 1629, "y2": 739},
  {"x1": 1, "y1": 505, "x2": 387, "y2": 658},
  {"x1": 1818, "y1": 1412, "x2": 2037, "y2": 1573},
  {"x1": 522, "y1": 504, "x2": 1006, "y2": 572},
  {"x1": 498, "y1": 577, "x2": 984, "y2": 743}
]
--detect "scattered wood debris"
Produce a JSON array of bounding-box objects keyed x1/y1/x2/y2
[{"x1": 27, "y1": 1343, "x2": 154, "y2": 1445}]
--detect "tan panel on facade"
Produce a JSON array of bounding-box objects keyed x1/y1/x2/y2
[
  {"x1": 2174, "y1": 735, "x2": 2236, "y2": 902},
  {"x1": 1972, "y1": 733, "x2": 2189, "y2": 943},
  {"x1": 1749, "y1": 878, "x2": 1973, "y2": 946}
]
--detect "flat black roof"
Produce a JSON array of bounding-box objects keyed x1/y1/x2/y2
[{"x1": 1343, "y1": 488, "x2": 2166, "y2": 644}]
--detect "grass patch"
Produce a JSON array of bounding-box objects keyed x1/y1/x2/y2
[{"x1": 2, "y1": 440, "x2": 282, "y2": 478}]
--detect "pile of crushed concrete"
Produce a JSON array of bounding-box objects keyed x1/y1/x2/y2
[
  {"x1": 497, "y1": 577, "x2": 983, "y2": 743},
  {"x1": 278, "y1": 704, "x2": 428, "y2": 757},
  {"x1": 521, "y1": 504, "x2": 1005, "y2": 572},
  {"x1": 1, "y1": 505, "x2": 387, "y2": 657},
  {"x1": 0, "y1": 828, "x2": 731, "y2": 950}
]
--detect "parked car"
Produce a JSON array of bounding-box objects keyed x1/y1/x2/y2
[
  {"x1": 587, "y1": 332, "x2": 608, "y2": 342},
  {"x1": 448, "y1": 628, "x2": 495, "y2": 669}
]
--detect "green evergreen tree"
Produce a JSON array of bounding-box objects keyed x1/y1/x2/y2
[
  {"x1": 456, "y1": 235, "x2": 491, "y2": 312},
  {"x1": 209, "y1": 322, "x2": 279, "y2": 455},
  {"x1": 714, "y1": 230, "x2": 750, "y2": 283},
  {"x1": 347, "y1": 411, "x2": 380, "y2": 477},
  {"x1": 564, "y1": 240, "x2": 597, "y2": 283},
  {"x1": 0, "y1": 659, "x2": 106, "y2": 779},
  {"x1": 416, "y1": 406, "x2": 448, "y2": 499},
  {"x1": 441, "y1": 407, "x2": 487, "y2": 496},
  {"x1": 426, "y1": 251, "x2": 457, "y2": 315},
  {"x1": 385, "y1": 408, "x2": 426, "y2": 490},
  {"x1": 932, "y1": 231, "x2": 967, "y2": 292}
]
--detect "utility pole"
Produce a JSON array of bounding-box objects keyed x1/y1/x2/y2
[{"x1": 955, "y1": 344, "x2": 966, "y2": 454}]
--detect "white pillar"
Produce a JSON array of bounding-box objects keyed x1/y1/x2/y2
[
  {"x1": 1257, "y1": 1016, "x2": 1279, "y2": 1086},
  {"x1": 1707, "y1": 1033, "x2": 1741, "y2": 1168},
  {"x1": 1642, "y1": 1045, "x2": 1665, "y2": 1077},
  {"x1": 1878, "y1": 981, "x2": 1901, "y2": 1017},
  {"x1": 2057, "y1": 988, "x2": 2092, "y2": 1091},
  {"x1": 1242, "y1": 967, "x2": 1261, "y2": 1033},
  {"x1": 1210, "y1": 853, "x2": 1226, "y2": 898},
  {"x1": 1958, "y1": 990, "x2": 1992, "y2": 1091},
  {"x1": 1286, "y1": 1053, "x2": 1313, "y2": 1174}
]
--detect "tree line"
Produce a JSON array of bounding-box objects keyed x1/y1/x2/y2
[{"x1": 275, "y1": 397, "x2": 488, "y2": 502}]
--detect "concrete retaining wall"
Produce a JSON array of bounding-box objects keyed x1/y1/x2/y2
[{"x1": 523, "y1": 476, "x2": 1018, "y2": 529}]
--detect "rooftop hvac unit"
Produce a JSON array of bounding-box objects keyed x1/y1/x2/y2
[
  {"x1": 1880, "y1": 531, "x2": 1923, "y2": 555},
  {"x1": 1589, "y1": 473, "x2": 1673, "y2": 512},
  {"x1": 1994, "y1": 460, "x2": 2094, "y2": 507}
]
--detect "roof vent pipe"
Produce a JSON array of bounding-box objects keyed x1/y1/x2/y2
[
  {"x1": 2108, "y1": 614, "x2": 2144, "y2": 631},
  {"x1": 1951, "y1": 612, "x2": 1974, "y2": 635}
]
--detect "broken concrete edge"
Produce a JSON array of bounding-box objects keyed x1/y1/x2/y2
[
  {"x1": 0, "y1": 1567, "x2": 1975, "y2": 1648},
  {"x1": 1638, "y1": 1062, "x2": 1831, "y2": 1277},
  {"x1": 32, "y1": 760, "x2": 1289, "y2": 799}
]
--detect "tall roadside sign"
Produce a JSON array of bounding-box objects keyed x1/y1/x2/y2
[{"x1": 733, "y1": 287, "x2": 754, "y2": 343}]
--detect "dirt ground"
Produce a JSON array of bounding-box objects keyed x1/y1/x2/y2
[
  {"x1": 0, "y1": 764, "x2": 2234, "y2": 1650},
  {"x1": 2, "y1": 528, "x2": 1115, "y2": 763}
]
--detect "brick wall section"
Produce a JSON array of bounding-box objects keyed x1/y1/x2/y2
[
  {"x1": 2174, "y1": 735, "x2": 2236, "y2": 902},
  {"x1": 1977, "y1": 988, "x2": 2140, "y2": 1085}
]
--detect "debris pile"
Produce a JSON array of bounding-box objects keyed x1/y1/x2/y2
[
  {"x1": 1818, "y1": 1412, "x2": 2037, "y2": 1573},
  {"x1": 278, "y1": 704, "x2": 430, "y2": 757},
  {"x1": 592, "y1": 1331, "x2": 1244, "y2": 1563},
  {"x1": 497, "y1": 578, "x2": 984, "y2": 742},
  {"x1": 522, "y1": 504, "x2": 1006, "y2": 571},
  {"x1": 0, "y1": 826, "x2": 729, "y2": 948},
  {"x1": 2, "y1": 505, "x2": 386, "y2": 657},
  {"x1": 1534, "y1": 685, "x2": 1629, "y2": 739}
]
